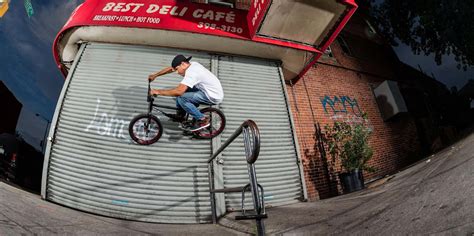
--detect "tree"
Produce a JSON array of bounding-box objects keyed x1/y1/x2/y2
[{"x1": 363, "y1": 0, "x2": 474, "y2": 70}]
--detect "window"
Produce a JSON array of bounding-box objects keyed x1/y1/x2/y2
[
  {"x1": 364, "y1": 19, "x2": 377, "y2": 35},
  {"x1": 337, "y1": 36, "x2": 352, "y2": 56},
  {"x1": 323, "y1": 46, "x2": 334, "y2": 58},
  {"x1": 208, "y1": 0, "x2": 234, "y2": 8},
  {"x1": 190, "y1": 0, "x2": 249, "y2": 9}
]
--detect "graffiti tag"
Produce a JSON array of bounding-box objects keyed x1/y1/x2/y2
[
  {"x1": 85, "y1": 98, "x2": 128, "y2": 139},
  {"x1": 320, "y1": 95, "x2": 362, "y2": 115}
]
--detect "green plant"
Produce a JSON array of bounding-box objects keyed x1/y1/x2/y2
[{"x1": 324, "y1": 117, "x2": 374, "y2": 173}]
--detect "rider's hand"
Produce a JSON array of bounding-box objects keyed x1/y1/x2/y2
[
  {"x1": 148, "y1": 74, "x2": 156, "y2": 82},
  {"x1": 150, "y1": 89, "x2": 159, "y2": 97}
]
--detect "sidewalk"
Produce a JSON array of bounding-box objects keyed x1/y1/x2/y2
[
  {"x1": 220, "y1": 132, "x2": 474, "y2": 235},
  {"x1": 0, "y1": 182, "x2": 243, "y2": 235},
  {"x1": 1, "y1": 133, "x2": 473, "y2": 235}
]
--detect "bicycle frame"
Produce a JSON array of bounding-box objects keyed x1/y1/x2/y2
[{"x1": 147, "y1": 81, "x2": 183, "y2": 120}]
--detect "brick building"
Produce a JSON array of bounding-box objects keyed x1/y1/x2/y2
[{"x1": 286, "y1": 10, "x2": 422, "y2": 200}]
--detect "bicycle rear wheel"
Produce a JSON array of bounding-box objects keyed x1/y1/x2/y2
[
  {"x1": 194, "y1": 107, "x2": 226, "y2": 139},
  {"x1": 129, "y1": 114, "x2": 163, "y2": 145}
]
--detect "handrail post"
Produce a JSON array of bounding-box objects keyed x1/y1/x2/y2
[
  {"x1": 246, "y1": 122, "x2": 264, "y2": 236},
  {"x1": 208, "y1": 161, "x2": 217, "y2": 223},
  {"x1": 207, "y1": 120, "x2": 265, "y2": 235},
  {"x1": 249, "y1": 163, "x2": 265, "y2": 235}
]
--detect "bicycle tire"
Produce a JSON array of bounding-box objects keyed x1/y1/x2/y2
[
  {"x1": 129, "y1": 114, "x2": 163, "y2": 145},
  {"x1": 194, "y1": 107, "x2": 226, "y2": 139}
]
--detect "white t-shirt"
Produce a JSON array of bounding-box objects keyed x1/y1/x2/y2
[{"x1": 180, "y1": 62, "x2": 224, "y2": 104}]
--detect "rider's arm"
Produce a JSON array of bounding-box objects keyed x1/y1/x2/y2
[
  {"x1": 148, "y1": 66, "x2": 175, "y2": 81},
  {"x1": 151, "y1": 83, "x2": 188, "y2": 97}
]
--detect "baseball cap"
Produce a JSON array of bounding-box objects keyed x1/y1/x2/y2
[{"x1": 171, "y1": 54, "x2": 192, "y2": 68}]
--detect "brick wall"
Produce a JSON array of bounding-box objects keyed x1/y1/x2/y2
[
  {"x1": 283, "y1": 9, "x2": 422, "y2": 200},
  {"x1": 287, "y1": 63, "x2": 421, "y2": 201}
]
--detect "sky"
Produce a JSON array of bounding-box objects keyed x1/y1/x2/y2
[
  {"x1": 0, "y1": 0, "x2": 82, "y2": 150},
  {"x1": 0, "y1": 0, "x2": 472, "y2": 151},
  {"x1": 394, "y1": 43, "x2": 473, "y2": 90}
]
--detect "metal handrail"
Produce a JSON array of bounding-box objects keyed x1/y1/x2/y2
[
  {"x1": 208, "y1": 120, "x2": 260, "y2": 164},
  {"x1": 208, "y1": 120, "x2": 262, "y2": 225}
]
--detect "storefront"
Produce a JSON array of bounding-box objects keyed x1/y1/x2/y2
[{"x1": 43, "y1": 0, "x2": 357, "y2": 223}]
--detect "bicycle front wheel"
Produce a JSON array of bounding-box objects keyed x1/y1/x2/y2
[{"x1": 129, "y1": 114, "x2": 163, "y2": 145}]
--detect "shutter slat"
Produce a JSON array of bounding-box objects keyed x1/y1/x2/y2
[{"x1": 218, "y1": 56, "x2": 303, "y2": 210}]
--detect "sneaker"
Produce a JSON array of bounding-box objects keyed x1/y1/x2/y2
[{"x1": 190, "y1": 117, "x2": 210, "y2": 132}]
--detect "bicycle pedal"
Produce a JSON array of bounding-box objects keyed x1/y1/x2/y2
[{"x1": 179, "y1": 123, "x2": 191, "y2": 131}]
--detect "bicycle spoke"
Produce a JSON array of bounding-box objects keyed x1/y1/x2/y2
[
  {"x1": 133, "y1": 118, "x2": 159, "y2": 141},
  {"x1": 195, "y1": 108, "x2": 224, "y2": 138}
]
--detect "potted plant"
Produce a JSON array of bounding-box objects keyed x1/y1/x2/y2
[{"x1": 324, "y1": 118, "x2": 374, "y2": 194}]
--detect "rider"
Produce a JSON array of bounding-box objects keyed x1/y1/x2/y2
[{"x1": 148, "y1": 54, "x2": 224, "y2": 131}]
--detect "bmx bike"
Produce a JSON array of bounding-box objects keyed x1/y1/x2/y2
[{"x1": 128, "y1": 81, "x2": 226, "y2": 145}]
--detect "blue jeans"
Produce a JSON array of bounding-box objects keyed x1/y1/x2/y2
[{"x1": 176, "y1": 87, "x2": 214, "y2": 120}]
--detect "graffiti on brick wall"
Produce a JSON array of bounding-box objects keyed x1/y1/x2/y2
[
  {"x1": 321, "y1": 95, "x2": 372, "y2": 130},
  {"x1": 320, "y1": 95, "x2": 362, "y2": 116}
]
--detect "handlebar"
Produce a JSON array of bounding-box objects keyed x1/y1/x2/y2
[{"x1": 147, "y1": 81, "x2": 154, "y2": 102}]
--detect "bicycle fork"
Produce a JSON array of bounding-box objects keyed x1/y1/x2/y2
[{"x1": 144, "y1": 97, "x2": 154, "y2": 135}]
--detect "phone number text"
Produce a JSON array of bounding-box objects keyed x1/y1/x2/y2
[{"x1": 197, "y1": 22, "x2": 243, "y2": 34}]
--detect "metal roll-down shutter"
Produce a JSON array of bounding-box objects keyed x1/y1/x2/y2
[
  {"x1": 45, "y1": 43, "x2": 213, "y2": 223},
  {"x1": 217, "y1": 56, "x2": 303, "y2": 210},
  {"x1": 44, "y1": 43, "x2": 304, "y2": 223}
]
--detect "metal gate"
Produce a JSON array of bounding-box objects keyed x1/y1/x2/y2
[
  {"x1": 217, "y1": 56, "x2": 304, "y2": 210},
  {"x1": 43, "y1": 43, "x2": 304, "y2": 223},
  {"x1": 43, "y1": 43, "x2": 213, "y2": 223}
]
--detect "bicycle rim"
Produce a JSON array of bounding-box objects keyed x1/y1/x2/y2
[
  {"x1": 195, "y1": 108, "x2": 225, "y2": 139},
  {"x1": 129, "y1": 115, "x2": 162, "y2": 144}
]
